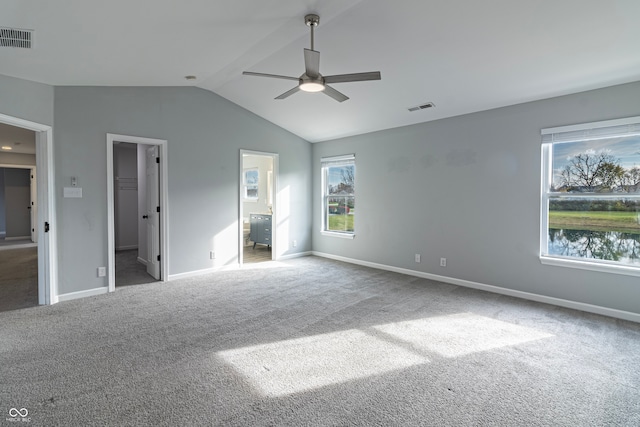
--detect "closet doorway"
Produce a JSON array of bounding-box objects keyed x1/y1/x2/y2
[{"x1": 107, "y1": 134, "x2": 168, "y2": 291}]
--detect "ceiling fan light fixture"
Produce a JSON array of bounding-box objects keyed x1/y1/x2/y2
[{"x1": 299, "y1": 81, "x2": 325, "y2": 92}]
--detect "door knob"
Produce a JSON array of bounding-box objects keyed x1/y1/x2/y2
[{"x1": 142, "y1": 215, "x2": 149, "y2": 219}]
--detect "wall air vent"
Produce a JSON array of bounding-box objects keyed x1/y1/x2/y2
[
  {"x1": 408, "y1": 102, "x2": 435, "y2": 112},
  {"x1": 0, "y1": 27, "x2": 34, "y2": 48}
]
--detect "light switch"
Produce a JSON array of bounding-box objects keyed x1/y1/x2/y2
[{"x1": 64, "y1": 187, "x2": 83, "y2": 198}]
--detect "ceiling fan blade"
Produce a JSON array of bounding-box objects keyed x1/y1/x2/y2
[
  {"x1": 275, "y1": 86, "x2": 301, "y2": 100},
  {"x1": 323, "y1": 85, "x2": 349, "y2": 102},
  {"x1": 324, "y1": 71, "x2": 381, "y2": 84},
  {"x1": 304, "y1": 49, "x2": 320, "y2": 77},
  {"x1": 243, "y1": 71, "x2": 299, "y2": 81}
]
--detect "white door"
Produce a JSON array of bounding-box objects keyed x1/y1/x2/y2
[
  {"x1": 30, "y1": 168, "x2": 37, "y2": 243},
  {"x1": 145, "y1": 146, "x2": 160, "y2": 280}
]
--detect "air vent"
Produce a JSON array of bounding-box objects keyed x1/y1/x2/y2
[
  {"x1": 0, "y1": 27, "x2": 34, "y2": 49},
  {"x1": 408, "y1": 102, "x2": 435, "y2": 112}
]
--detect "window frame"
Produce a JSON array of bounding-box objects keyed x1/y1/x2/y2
[
  {"x1": 540, "y1": 116, "x2": 640, "y2": 277},
  {"x1": 321, "y1": 154, "x2": 356, "y2": 239}
]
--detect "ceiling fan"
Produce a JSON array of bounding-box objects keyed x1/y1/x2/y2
[{"x1": 242, "y1": 14, "x2": 381, "y2": 102}]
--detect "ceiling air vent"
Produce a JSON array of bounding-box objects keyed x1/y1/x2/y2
[
  {"x1": 0, "y1": 27, "x2": 34, "y2": 49},
  {"x1": 408, "y1": 102, "x2": 435, "y2": 112}
]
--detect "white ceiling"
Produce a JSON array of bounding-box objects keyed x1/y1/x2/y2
[{"x1": 2, "y1": 0, "x2": 640, "y2": 142}]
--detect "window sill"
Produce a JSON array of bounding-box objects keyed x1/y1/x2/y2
[
  {"x1": 321, "y1": 231, "x2": 355, "y2": 239},
  {"x1": 540, "y1": 255, "x2": 640, "y2": 278}
]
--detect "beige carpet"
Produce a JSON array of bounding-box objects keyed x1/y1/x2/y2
[
  {"x1": 0, "y1": 246, "x2": 37, "y2": 312},
  {"x1": 1, "y1": 256, "x2": 639, "y2": 426}
]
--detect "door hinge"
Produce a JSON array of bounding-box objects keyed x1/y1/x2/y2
[
  {"x1": 157, "y1": 255, "x2": 161, "y2": 261},
  {"x1": 44, "y1": 222, "x2": 50, "y2": 233},
  {"x1": 156, "y1": 157, "x2": 160, "y2": 164},
  {"x1": 156, "y1": 206, "x2": 160, "y2": 213}
]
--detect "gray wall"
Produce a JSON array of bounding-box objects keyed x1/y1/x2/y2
[
  {"x1": 3, "y1": 168, "x2": 31, "y2": 238},
  {"x1": 0, "y1": 152, "x2": 37, "y2": 166},
  {"x1": 0, "y1": 74, "x2": 54, "y2": 126},
  {"x1": 0, "y1": 170, "x2": 4, "y2": 235},
  {"x1": 54, "y1": 86, "x2": 312, "y2": 294},
  {"x1": 312, "y1": 81, "x2": 640, "y2": 316},
  {"x1": 113, "y1": 143, "x2": 138, "y2": 250}
]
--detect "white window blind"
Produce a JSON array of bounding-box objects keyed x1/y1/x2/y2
[
  {"x1": 541, "y1": 116, "x2": 640, "y2": 144},
  {"x1": 321, "y1": 154, "x2": 355, "y2": 167}
]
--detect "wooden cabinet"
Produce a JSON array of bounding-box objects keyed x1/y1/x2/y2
[{"x1": 250, "y1": 214, "x2": 272, "y2": 249}]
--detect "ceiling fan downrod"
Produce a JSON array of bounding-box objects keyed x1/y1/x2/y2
[{"x1": 305, "y1": 14, "x2": 320, "y2": 51}]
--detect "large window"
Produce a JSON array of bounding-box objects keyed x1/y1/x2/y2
[
  {"x1": 322, "y1": 154, "x2": 355, "y2": 237},
  {"x1": 540, "y1": 116, "x2": 640, "y2": 275}
]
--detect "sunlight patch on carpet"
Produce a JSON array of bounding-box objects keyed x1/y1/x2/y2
[
  {"x1": 217, "y1": 329, "x2": 429, "y2": 397},
  {"x1": 373, "y1": 312, "x2": 554, "y2": 358}
]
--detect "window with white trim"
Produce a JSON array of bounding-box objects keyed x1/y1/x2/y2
[
  {"x1": 322, "y1": 154, "x2": 355, "y2": 236},
  {"x1": 243, "y1": 168, "x2": 259, "y2": 201},
  {"x1": 540, "y1": 116, "x2": 640, "y2": 275}
]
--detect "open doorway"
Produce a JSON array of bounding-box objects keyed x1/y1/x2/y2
[
  {"x1": 0, "y1": 114, "x2": 56, "y2": 310},
  {"x1": 239, "y1": 150, "x2": 278, "y2": 265},
  {"x1": 107, "y1": 134, "x2": 168, "y2": 292}
]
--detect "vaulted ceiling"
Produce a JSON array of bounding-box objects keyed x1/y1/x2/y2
[{"x1": 2, "y1": 0, "x2": 640, "y2": 142}]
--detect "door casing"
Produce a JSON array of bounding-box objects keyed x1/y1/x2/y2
[{"x1": 0, "y1": 112, "x2": 56, "y2": 305}]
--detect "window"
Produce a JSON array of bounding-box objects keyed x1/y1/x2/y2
[
  {"x1": 540, "y1": 116, "x2": 640, "y2": 275},
  {"x1": 243, "y1": 168, "x2": 259, "y2": 201},
  {"x1": 322, "y1": 154, "x2": 355, "y2": 237}
]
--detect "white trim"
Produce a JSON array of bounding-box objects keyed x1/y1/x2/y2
[
  {"x1": 320, "y1": 231, "x2": 355, "y2": 239},
  {"x1": 107, "y1": 134, "x2": 169, "y2": 292},
  {"x1": 0, "y1": 112, "x2": 57, "y2": 305},
  {"x1": 137, "y1": 256, "x2": 148, "y2": 266},
  {"x1": 4, "y1": 235, "x2": 30, "y2": 240},
  {"x1": 321, "y1": 153, "x2": 355, "y2": 162},
  {"x1": 57, "y1": 286, "x2": 108, "y2": 302},
  {"x1": 278, "y1": 251, "x2": 312, "y2": 260},
  {"x1": 115, "y1": 245, "x2": 138, "y2": 251},
  {"x1": 168, "y1": 264, "x2": 239, "y2": 281},
  {"x1": 541, "y1": 115, "x2": 640, "y2": 135},
  {"x1": 0, "y1": 242, "x2": 36, "y2": 251},
  {"x1": 540, "y1": 255, "x2": 640, "y2": 278},
  {"x1": 312, "y1": 251, "x2": 640, "y2": 324}
]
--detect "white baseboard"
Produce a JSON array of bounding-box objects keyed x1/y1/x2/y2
[
  {"x1": 312, "y1": 251, "x2": 640, "y2": 324},
  {"x1": 57, "y1": 286, "x2": 108, "y2": 302},
  {"x1": 278, "y1": 251, "x2": 312, "y2": 260},
  {"x1": 5, "y1": 235, "x2": 30, "y2": 241},
  {"x1": 137, "y1": 257, "x2": 148, "y2": 266},
  {"x1": 116, "y1": 245, "x2": 138, "y2": 251},
  {"x1": 168, "y1": 263, "x2": 240, "y2": 281}
]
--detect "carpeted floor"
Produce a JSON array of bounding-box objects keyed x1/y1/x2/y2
[{"x1": 1, "y1": 256, "x2": 639, "y2": 426}]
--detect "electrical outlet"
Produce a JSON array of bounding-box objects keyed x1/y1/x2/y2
[
  {"x1": 440, "y1": 258, "x2": 447, "y2": 267},
  {"x1": 415, "y1": 254, "x2": 421, "y2": 263},
  {"x1": 293, "y1": 240, "x2": 297, "y2": 247},
  {"x1": 210, "y1": 251, "x2": 216, "y2": 259},
  {"x1": 97, "y1": 267, "x2": 106, "y2": 277}
]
